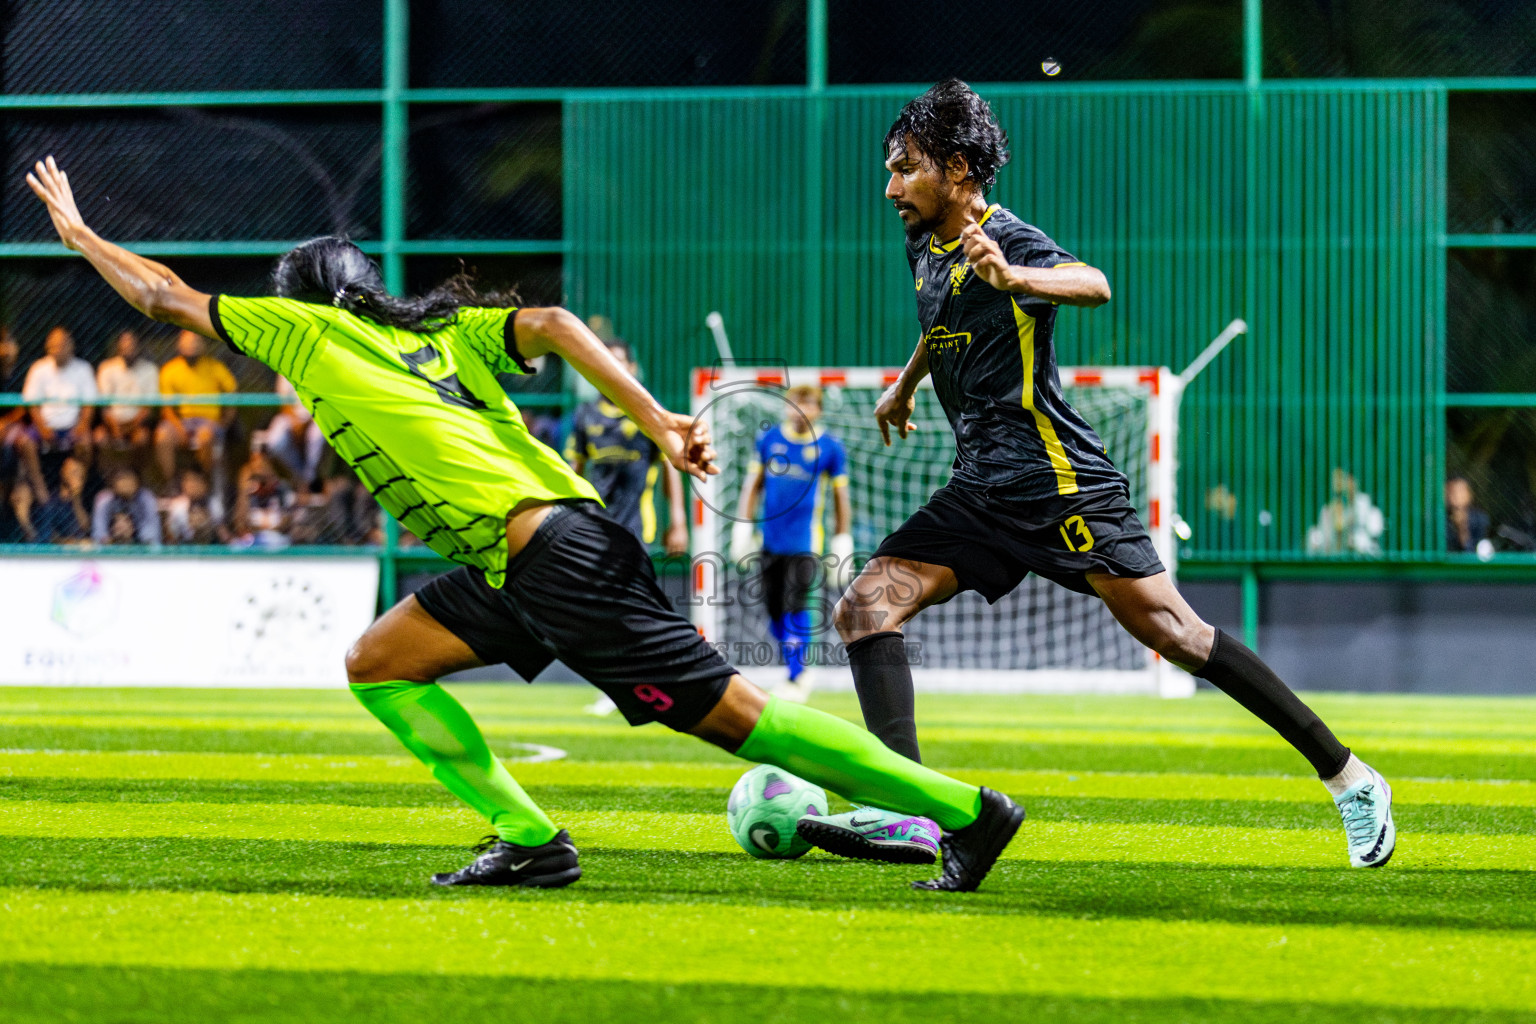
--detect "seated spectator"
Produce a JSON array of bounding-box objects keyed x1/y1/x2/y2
[
  {"x1": 95, "y1": 329, "x2": 159, "y2": 467},
  {"x1": 164, "y1": 468, "x2": 228, "y2": 545},
  {"x1": 288, "y1": 473, "x2": 381, "y2": 545},
  {"x1": 107, "y1": 509, "x2": 136, "y2": 545},
  {"x1": 92, "y1": 466, "x2": 161, "y2": 546},
  {"x1": 15, "y1": 455, "x2": 90, "y2": 543},
  {"x1": 1306, "y1": 467, "x2": 1385, "y2": 556},
  {"x1": 155, "y1": 329, "x2": 236, "y2": 487},
  {"x1": 261, "y1": 375, "x2": 324, "y2": 491},
  {"x1": 0, "y1": 328, "x2": 25, "y2": 491},
  {"x1": 0, "y1": 476, "x2": 27, "y2": 542},
  {"x1": 17, "y1": 326, "x2": 96, "y2": 501},
  {"x1": 232, "y1": 449, "x2": 294, "y2": 549},
  {"x1": 1446, "y1": 476, "x2": 1491, "y2": 554}
]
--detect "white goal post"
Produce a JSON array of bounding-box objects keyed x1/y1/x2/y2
[{"x1": 687, "y1": 365, "x2": 1192, "y2": 698}]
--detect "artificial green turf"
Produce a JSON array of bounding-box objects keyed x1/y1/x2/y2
[
  {"x1": 8, "y1": 964, "x2": 1534, "y2": 1024},
  {"x1": 1, "y1": 685, "x2": 1532, "y2": 1022},
  {"x1": 8, "y1": 776, "x2": 1534, "y2": 835}
]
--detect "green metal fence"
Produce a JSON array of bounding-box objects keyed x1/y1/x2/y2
[{"x1": 0, "y1": 0, "x2": 1533, "y2": 600}]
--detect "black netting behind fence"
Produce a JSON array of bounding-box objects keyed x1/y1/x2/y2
[
  {"x1": 1447, "y1": 249, "x2": 1536, "y2": 395},
  {"x1": 1, "y1": 257, "x2": 274, "y2": 376},
  {"x1": 1449, "y1": 93, "x2": 1536, "y2": 236},
  {"x1": 409, "y1": 0, "x2": 805, "y2": 87},
  {"x1": 0, "y1": 0, "x2": 383, "y2": 94},
  {"x1": 829, "y1": 0, "x2": 1242, "y2": 83},
  {"x1": 0, "y1": 108, "x2": 382, "y2": 241},
  {"x1": 1265, "y1": 0, "x2": 1536, "y2": 78},
  {"x1": 408, "y1": 105, "x2": 560, "y2": 239}
]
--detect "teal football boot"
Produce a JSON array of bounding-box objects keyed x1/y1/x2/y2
[
  {"x1": 1335, "y1": 767, "x2": 1396, "y2": 868},
  {"x1": 795, "y1": 806, "x2": 942, "y2": 865}
]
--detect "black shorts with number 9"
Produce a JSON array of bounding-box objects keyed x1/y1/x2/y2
[
  {"x1": 871, "y1": 483, "x2": 1165, "y2": 603},
  {"x1": 414, "y1": 503, "x2": 737, "y2": 729}
]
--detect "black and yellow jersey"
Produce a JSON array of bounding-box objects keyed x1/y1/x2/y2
[
  {"x1": 908, "y1": 204, "x2": 1125, "y2": 503},
  {"x1": 564, "y1": 399, "x2": 662, "y2": 543}
]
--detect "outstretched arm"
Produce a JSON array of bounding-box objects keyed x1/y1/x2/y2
[
  {"x1": 26, "y1": 157, "x2": 215, "y2": 336},
  {"x1": 513, "y1": 306, "x2": 717, "y2": 481}
]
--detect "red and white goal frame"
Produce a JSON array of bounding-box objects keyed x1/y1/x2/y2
[{"x1": 687, "y1": 365, "x2": 1191, "y2": 698}]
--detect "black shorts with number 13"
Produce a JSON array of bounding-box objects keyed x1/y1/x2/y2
[{"x1": 872, "y1": 484, "x2": 1165, "y2": 602}]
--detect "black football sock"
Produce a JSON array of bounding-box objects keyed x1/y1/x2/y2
[
  {"x1": 1194, "y1": 629, "x2": 1351, "y2": 778},
  {"x1": 846, "y1": 630, "x2": 921, "y2": 763}
]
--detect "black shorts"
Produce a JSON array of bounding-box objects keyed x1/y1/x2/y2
[
  {"x1": 872, "y1": 484, "x2": 1165, "y2": 602},
  {"x1": 757, "y1": 552, "x2": 819, "y2": 620},
  {"x1": 415, "y1": 503, "x2": 736, "y2": 730}
]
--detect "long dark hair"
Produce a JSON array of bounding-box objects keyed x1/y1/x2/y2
[
  {"x1": 269, "y1": 236, "x2": 519, "y2": 333},
  {"x1": 884, "y1": 79, "x2": 1010, "y2": 195}
]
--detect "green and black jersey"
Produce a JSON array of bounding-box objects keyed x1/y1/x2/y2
[
  {"x1": 211, "y1": 296, "x2": 601, "y2": 586},
  {"x1": 563, "y1": 399, "x2": 662, "y2": 544}
]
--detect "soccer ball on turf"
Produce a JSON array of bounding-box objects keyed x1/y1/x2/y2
[{"x1": 726, "y1": 764, "x2": 827, "y2": 859}]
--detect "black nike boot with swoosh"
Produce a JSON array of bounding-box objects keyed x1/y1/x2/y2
[
  {"x1": 911, "y1": 787, "x2": 1024, "y2": 892},
  {"x1": 430, "y1": 830, "x2": 581, "y2": 888}
]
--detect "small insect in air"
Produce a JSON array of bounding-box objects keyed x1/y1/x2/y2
[{"x1": 1041, "y1": 58, "x2": 1061, "y2": 77}]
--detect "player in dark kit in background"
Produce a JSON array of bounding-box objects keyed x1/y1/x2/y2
[
  {"x1": 565, "y1": 339, "x2": 689, "y2": 556},
  {"x1": 796, "y1": 80, "x2": 1396, "y2": 877}
]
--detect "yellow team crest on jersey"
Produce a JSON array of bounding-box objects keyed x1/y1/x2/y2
[
  {"x1": 803, "y1": 445, "x2": 818, "y2": 462},
  {"x1": 949, "y1": 260, "x2": 970, "y2": 294}
]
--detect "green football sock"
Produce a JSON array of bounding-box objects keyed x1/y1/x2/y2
[
  {"x1": 734, "y1": 696, "x2": 981, "y2": 831},
  {"x1": 350, "y1": 680, "x2": 558, "y2": 846}
]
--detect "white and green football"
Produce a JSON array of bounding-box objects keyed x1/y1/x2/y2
[{"x1": 726, "y1": 764, "x2": 828, "y2": 859}]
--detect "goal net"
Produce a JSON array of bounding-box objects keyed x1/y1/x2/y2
[{"x1": 688, "y1": 365, "x2": 1189, "y2": 697}]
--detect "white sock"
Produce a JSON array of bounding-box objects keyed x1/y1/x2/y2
[{"x1": 1323, "y1": 753, "x2": 1372, "y2": 798}]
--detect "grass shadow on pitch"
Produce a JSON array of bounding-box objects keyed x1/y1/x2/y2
[{"x1": 2, "y1": 836, "x2": 1532, "y2": 932}]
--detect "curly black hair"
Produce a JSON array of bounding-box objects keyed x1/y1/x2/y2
[
  {"x1": 883, "y1": 79, "x2": 1010, "y2": 195},
  {"x1": 269, "y1": 236, "x2": 520, "y2": 333}
]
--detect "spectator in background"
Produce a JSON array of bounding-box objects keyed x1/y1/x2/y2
[
  {"x1": 18, "y1": 326, "x2": 96, "y2": 500},
  {"x1": 0, "y1": 328, "x2": 26, "y2": 490},
  {"x1": 0, "y1": 478, "x2": 24, "y2": 542},
  {"x1": 164, "y1": 467, "x2": 227, "y2": 545},
  {"x1": 95, "y1": 329, "x2": 159, "y2": 468},
  {"x1": 1446, "y1": 476, "x2": 1491, "y2": 555},
  {"x1": 232, "y1": 449, "x2": 294, "y2": 549},
  {"x1": 16, "y1": 454, "x2": 89, "y2": 543},
  {"x1": 1306, "y1": 467, "x2": 1386, "y2": 556},
  {"x1": 91, "y1": 466, "x2": 160, "y2": 545},
  {"x1": 155, "y1": 329, "x2": 236, "y2": 486},
  {"x1": 261, "y1": 375, "x2": 324, "y2": 491}
]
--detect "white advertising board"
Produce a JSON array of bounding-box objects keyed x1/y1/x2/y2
[{"x1": 0, "y1": 558, "x2": 379, "y2": 687}]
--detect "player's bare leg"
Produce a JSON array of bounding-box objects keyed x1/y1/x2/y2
[
  {"x1": 1089, "y1": 570, "x2": 1395, "y2": 867},
  {"x1": 346, "y1": 595, "x2": 581, "y2": 888}
]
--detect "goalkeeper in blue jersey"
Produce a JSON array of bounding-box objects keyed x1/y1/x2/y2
[{"x1": 732, "y1": 385, "x2": 853, "y2": 702}]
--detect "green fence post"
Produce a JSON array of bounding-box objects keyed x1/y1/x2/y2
[
  {"x1": 377, "y1": 0, "x2": 409, "y2": 610},
  {"x1": 1241, "y1": 563, "x2": 1260, "y2": 653},
  {"x1": 805, "y1": 0, "x2": 827, "y2": 365}
]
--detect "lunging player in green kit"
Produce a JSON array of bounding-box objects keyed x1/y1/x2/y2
[{"x1": 27, "y1": 156, "x2": 1023, "y2": 892}]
